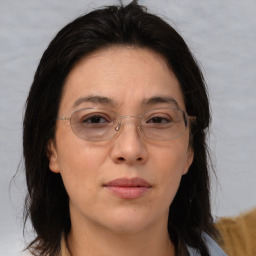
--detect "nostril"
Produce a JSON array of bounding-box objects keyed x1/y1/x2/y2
[{"x1": 116, "y1": 156, "x2": 144, "y2": 164}]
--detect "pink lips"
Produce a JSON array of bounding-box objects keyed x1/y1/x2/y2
[{"x1": 104, "y1": 177, "x2": 152, "y2": 199}]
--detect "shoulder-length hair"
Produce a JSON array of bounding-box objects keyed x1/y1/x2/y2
[{"x1": 23, "y1": 1, "x2": 216, "y2": 255}]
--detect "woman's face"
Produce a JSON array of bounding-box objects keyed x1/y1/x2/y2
[{"x1": 48, "y1": 46, "x2": 193, "y2": 234}]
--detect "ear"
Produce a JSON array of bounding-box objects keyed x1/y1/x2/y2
[
  {"x1": 183, "y1": 147, "x2": 194, "y2": 175},
  {"x1": 47, "y1": 139, "x2": 60, "y2": 173}
]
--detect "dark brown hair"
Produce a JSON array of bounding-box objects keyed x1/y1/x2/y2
[{"x1": 23, "y1": 1, "x2": 216, "y2": 255}]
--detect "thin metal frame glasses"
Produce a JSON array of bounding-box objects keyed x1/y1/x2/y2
[{"x1": 57, "y1": 107, "x2": 196, "y2": 142}]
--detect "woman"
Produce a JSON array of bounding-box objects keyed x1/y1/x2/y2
[{"x1": 23, "y1": 1, "x2": 226, "y2": 256}]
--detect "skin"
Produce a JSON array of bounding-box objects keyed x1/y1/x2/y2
[{"x1": 48, "y1": 46, "x2": 194, "y2": 256}]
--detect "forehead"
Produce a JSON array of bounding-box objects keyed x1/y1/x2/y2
[{"x1": 59, "y1": 46, "x2": 185, "y2": 113}]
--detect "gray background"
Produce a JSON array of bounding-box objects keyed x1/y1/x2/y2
[{"x1": 1, "y1": 0, "x2": 255, "y2": 255}]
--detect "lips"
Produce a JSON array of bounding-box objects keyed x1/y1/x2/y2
[{"x1": 104, "y1": 177, "x2": 152, "y2": 199}]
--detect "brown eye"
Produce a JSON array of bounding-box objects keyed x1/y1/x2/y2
[
  {"x1": 147, "y1": 116, "x2": 171, "y2": 124},
  {"x1": 82, "y1": 114, "x2": 110, "y2": 124}
]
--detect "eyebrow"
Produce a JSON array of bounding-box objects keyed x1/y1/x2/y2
[
  {"x1": 142, "y1": 96, "x2": 180, "y2": 109},
  {"x1": 72, "y1": 95, "x2": 116, "y2": 108},
  {"x1": 72, "y1": 95, "x2": 180, "y2": 109}
]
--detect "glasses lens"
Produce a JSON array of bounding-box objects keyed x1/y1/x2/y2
[
  {"x1": 141, "y1": 108, "x2": 187, "y2": 140},
  {"x1": 69, "y1": 108, "x2": 188, "y2": 141},
  {"x1": 70, "y1": 108, "x2": 117, "y2": 141}
]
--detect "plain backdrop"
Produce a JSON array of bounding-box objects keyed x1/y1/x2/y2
[{"x1": 1, "y1": 0, "x2": 255, "y2": 255}]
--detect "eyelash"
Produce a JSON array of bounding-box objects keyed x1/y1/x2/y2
[
  {"x1": 82, "y1": 114, "x2": 111, "y2": 123},
  {"x1": 81, "y1": 113, "x2": 173, "y2": 125},
  {"x1": 146, "y1": 116, "x2": 171, "y2": 123}
]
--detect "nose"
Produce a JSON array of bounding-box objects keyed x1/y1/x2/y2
[{"x1": 110, "y1": 117, "x2": 148, "y2": 165}]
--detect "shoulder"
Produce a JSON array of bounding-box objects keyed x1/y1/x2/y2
[{"x1": 187, "y1": 233, "x2": 227, "y2": 256}]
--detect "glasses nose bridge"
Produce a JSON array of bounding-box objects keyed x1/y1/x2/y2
[{"x1": 115, "y1": 115, "x2": 143, "y2": 132}]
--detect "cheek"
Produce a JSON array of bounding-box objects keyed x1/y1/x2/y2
[
  {"x1": 151, "y1": 142, "x2": 189, "y2": 194},
  {"x1": 153, "y1": 141, "x2": 189, "y2": 173},
  {"x1": 56, "y1": 139, "x2": 108, "y2": 195}
]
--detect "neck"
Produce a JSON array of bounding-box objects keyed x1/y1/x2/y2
[{"x1": 67, "y1": 217, "x2": 175, "y2": 256}]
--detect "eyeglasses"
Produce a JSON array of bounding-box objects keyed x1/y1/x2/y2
[{"x1": 57, "y1": 108, "x2": 196, "y2": 142}]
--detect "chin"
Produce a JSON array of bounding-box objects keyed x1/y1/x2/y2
[{"x1": 100, "y1": 207, "x2": 158, "y2": 234}]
